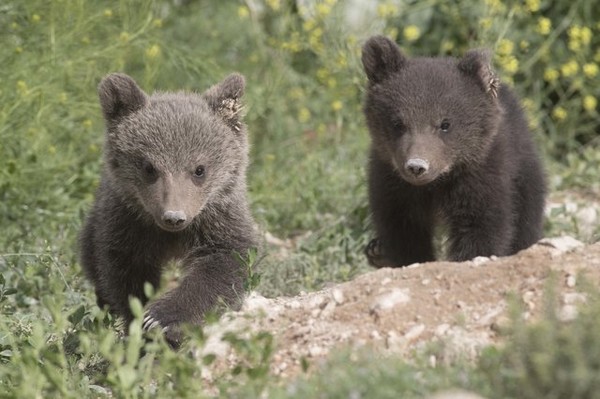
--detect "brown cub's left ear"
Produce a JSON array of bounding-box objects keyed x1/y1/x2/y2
[
  {"x1": 457, "y1": 49, "x2": 500, "y2": 98},
  {"x1": 203, "y1": 73, "x2": 245, "y2": 132}
]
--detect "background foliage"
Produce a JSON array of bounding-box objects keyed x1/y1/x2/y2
[{"x1": 0, "y1": 0, "x2": 599, "y2": 397}]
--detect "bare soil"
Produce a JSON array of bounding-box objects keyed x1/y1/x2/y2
[{"x1": 199, "y1": 237, "x2": 600, "y2": 380}]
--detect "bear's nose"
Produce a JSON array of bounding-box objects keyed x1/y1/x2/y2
[
  {"x1": 405, "y1": 158, "x2": 429, "y2": 177},
  {"x1": 162, "y1": 210, "x2": 187, "y2": 227}
]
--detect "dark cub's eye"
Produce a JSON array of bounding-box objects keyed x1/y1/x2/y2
[
  {"x1": 392, "y1": 119, "x2": 406, "y2": 133},
  {"x1": 193, "y1": 165, "x2": 205, "y2": 178},
  {"x1": 440, "y1": 120, "x2": 451, "y2": 132}
]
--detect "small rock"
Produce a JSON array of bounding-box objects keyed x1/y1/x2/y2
[
  {"x1": 404, "y1": 324, "x2": 425, "y2": 341},
  {"x1": 427, "y1": 390, "x2": 488, "y2": 399},
  {"x1": 472, "y1": 256, "x2": 491, "y2": 266},
  {"x1": 435, "y1": 323, "x2": 450, "y2": 337},
  {"x1": 562, "y1": 292, "x2": 586, "y2": 305},
  {"x1": 566, "y1": 274, "x2": 576, "y2": 288},
  {"x1": 429, "y1": 354, "x2": 437, "y2": 368},
  {"x1": 308, "y1": 345, "x2": 324, "y2": 357},
  {"x1": 559, "y1": 305, "x2": 578, "y2": 322},
  {"x1": 331, "y1": 288, "x2": 345, "y2": 305},
  {"x1": 370, "y1": 288, "x2": 411, "y2": 312}
]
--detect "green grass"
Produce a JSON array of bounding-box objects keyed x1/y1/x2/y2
[{"x1": 1, "y1": 0, "x2": 599, "y2": 397}]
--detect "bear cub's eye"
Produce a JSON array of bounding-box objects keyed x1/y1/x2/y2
[
  {"x1": 440, "y1": 120, "x2": 451, "y2": 132},
  {"x1": 392, "y1": 119, "x2": 406, "y2": 133},
  {"x1": 193, "y1": 165, "x2": 206, "y2": 178},
  {"x1": 142, "y1": 160, "x2": 156, "y2": 176}
]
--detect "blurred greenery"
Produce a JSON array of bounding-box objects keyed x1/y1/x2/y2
[{"x1": 0, "y1": 0, "x2": 599, "y2": 397}]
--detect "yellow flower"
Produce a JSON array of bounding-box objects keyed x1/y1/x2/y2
[
  {"x1": 385, "y1": 27, "x2": 398, "y2": 41},
  {"x1": 316, "y1": 3, "x2": 332, "y2": 17},
  {"x1": 145, "y1": 44, "x2": 161, "y2": 59},
  {"x1": 497, "y1": 39, "x2": 514, "y2": 56},
  {"x1": 119, "y1": 32, "x2": 130, "y2": 43},
  {"x1": 82, "y1": 119, "x2": 93, "y2": 129},
  {"x1": 568, "y1": 25, "x2": 581, "y2": 40},
  {"x1": 560, "y1": 60, "x2": 579, "y2": 77},
  {"x1": 536, "y1": 17, "x2": 551, "y2": 35},
  {"x1": 237, "y1": 6, "x2": 249, "y2": 19},
  {"x1": 31, "y1": 14, "x2": 41, "y2": 23},
  {"x1": 580, "y1": 26, "x2": 592, "y2": 45},
  {"x1": 16, "y1": 80, "x2": 28, "y2": 95},
  {"x1": 266, "y1": 0, "x2": 280, "y2": 11},
  {"x1": 525, "y1": 0, "x2": 540, "y2": 12},
  {"x1": 298, "y1": 107, "x2": 311, "y2": 123},
  {"x1": 441, "y1": 40, "x2": 455, "y2": 52},
  {"x1": 479, "y1": 18, "x2": 492, "y2": 30},
  {"x1": 501, "y1": 55, "x2": 519, "y2": 74},
  {"x1": 59, "y1": 92, "x2": 68, "y2": 103},
  {"x1": 520, "y1": 40, "x2": 530, "y2": 51},
  {"x1": 583, "y1": 63, "x2": 599, "y2": 78},
  {"x1": 103, "y1": 9, "x2": 113, "y2": 17},
  {"x1": 552, "y1": 106, "x2": 567, "y2": 121},
  {"x1": 48, "y1": 146, "x2": 56, "y2": 155},
  {"x1": 303, "y1": 18, "x2": 316, "y2": 31},
  {"x1": 152, "y1": 19, "x2": 163, "y2": 28},
  {"x1": 331, "y1": 100, "x2": 343, "y2": 111},
  {"x1": 15, "y1": 46, "x2": 23, "y2": 54},
  {"x1": 403, "y1": 25, "x2": 420, "y2": 42},
  {"x1": 377, "y1": 3, "x2": 398, "y2": 18},
  {"x1": 543, "y1": 68, "x2": 559, "y2": 82},
  {"x1": 583, "y1": 95, "x2": 597, "y2": 112},
  {"x1": 289, "y1": 87, "x2": 304, "y2": 100}
]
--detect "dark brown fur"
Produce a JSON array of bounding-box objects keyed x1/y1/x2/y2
[
  {"x1": 80, "y1": 73, "x2": 258, "y2": 347},
  {"x1": 361, "y1": 36, "x2": 546, "y2": 267}
]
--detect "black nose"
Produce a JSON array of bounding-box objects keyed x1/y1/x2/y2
[
  {"x1": 162, "y1": 210, "x2": 187, "y2": 227},
  {"x1": 405, "y1": 158, "x2": 429, "y2": 177}
]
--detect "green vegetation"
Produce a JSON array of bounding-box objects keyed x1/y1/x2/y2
[{"x1": 0, "y1": 0, "x2": 599, "y2": 397}]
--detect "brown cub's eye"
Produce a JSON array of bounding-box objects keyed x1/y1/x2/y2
[
  {"x1": 193, "y1": 165, "x2": 205, "y2": 178},
  {"x1": 142, "y1": 160, "x2": 156, "y2": 175},
  {"x1": 440, "y1": 120, "x2": 451, "y2": 132}
]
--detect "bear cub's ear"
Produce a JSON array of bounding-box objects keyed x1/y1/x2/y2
[
  {"x1": 361, "y1": 35, "x2": 407, "y2": 84},
  {"x1": 203, "y1": 73, "x2": 246, "y2": 132},
  {"x1": 457, "y1": 49, "x2": 500, "y2": 98},
  {"x1": 98, "y1": 73, "x2": 148, "y2": 123}
]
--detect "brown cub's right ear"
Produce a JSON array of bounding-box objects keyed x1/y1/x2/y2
[
  {"x1": 98, "y1": 73, "x2": 148, "y2": 123},
  {"x1": 361, "y1": 35, "x2": 407, "y2": 84},
  {"x1": 203, "y1": 73, "x2": 246, "y2": 132}
]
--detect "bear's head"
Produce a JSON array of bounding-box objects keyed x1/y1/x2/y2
[
  {"x1": 98, "y1": 73, "x2": 248, "y2": 232},
  {"x1": 362, "y1": 35, "x2": 502, "y2": 186}
]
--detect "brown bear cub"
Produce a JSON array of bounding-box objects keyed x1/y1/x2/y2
[
  {"x1": 361, "y1": 36, "x2": 546, "y2": 268},
  {"x1": 79, "y1": 73, "x2": 258, "y2": 348}
]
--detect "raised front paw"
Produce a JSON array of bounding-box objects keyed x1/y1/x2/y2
[{"x1": 142, "y1": 308, "x2": 183, "y2": 349}]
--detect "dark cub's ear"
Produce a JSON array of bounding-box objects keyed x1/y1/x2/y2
[
  {"x1": 361, "y1": 35, "x2": 407, "y2": 84},
  {"x1": 203, "y1": 73, "x2": 245, "y2": 132},
  {"x1": 98, "y1": 73, "x2": 148, "y2": 123},
  {"x1": 458, "y1": 49, "x2": 500, "y2": 98}
]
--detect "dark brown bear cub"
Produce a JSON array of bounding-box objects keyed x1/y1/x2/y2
[
  {"x1": 361, "y1": 36, "x2": 546, "y2": 268},
  {"x1": 79, "y1": 73, "x2": 258, "y2": 348}
]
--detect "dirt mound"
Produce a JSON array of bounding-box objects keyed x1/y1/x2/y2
[{"x1": 198, "y1": 237, "x2": 600, "y2": 379}]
